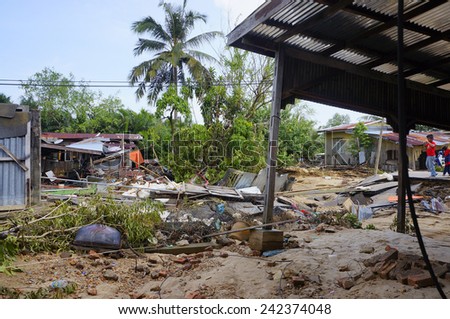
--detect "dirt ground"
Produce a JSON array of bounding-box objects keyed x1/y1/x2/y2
[{"x1": 1, "y1": 166, "x2": 450, "y2": 299}]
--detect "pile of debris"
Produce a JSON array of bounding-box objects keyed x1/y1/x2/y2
[{"x1": 356, "y1": 246, "x2": 450, "y2": 289}]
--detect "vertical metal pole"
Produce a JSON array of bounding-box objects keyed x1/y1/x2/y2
[
  {"x1": 263, "y1": 47, "x2": 285, "y2": 229},
  {"x1": 397, "y1": 0, "x2": 406, "y2": 233}
]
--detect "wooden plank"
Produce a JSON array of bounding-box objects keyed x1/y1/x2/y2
[
  {"x1": 203, "y1": 218, "x2": 299, "y2": 239},
  {"x1": 144, "y1": 242, "x2": 221, "y2": 255},
  {"x1": 0, "y1": 143, "x2": 28, "y2": 171}
]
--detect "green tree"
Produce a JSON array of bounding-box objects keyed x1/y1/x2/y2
[
  {"x1": 21, "y1": 68, "x2": 137, "y2": 134},
  {"x1": 0, "y1": 93, "x2": 12, "y2": 103},
  {"x1": 324, "y1": 113, "x2": 350, "y2": 128},
  {"x1": 22, "y1": 68, "x2": 86, "y2": 132},
  {"x1": 156, "y1": 85, "x2": 190, "y2": 140},
  {"x1": 129, "y1": 0, "x2": 221, "y2": 103},
  {"x1": 349, "y1": 122, "x2": 372, "y2": 162},
  {"x1": 278, "y1": 103, "x2": 321, "y2": 165}
]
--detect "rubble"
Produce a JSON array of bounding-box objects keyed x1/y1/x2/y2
[
  {"x1": 3, "y1": 166, "x2": 450, "y2": 299},
  {"x1": 362, "y1": 247, "x2": 449, "y2": 288}
]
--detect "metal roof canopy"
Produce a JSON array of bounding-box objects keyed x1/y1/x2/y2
[
  {"x1": 227, "y1": 0, "x2": 450, "y2": 234},
  {"x1": 227, "y1": 0, "x2": 450, "y2": 131}
]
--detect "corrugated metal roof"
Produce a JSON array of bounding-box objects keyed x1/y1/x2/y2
[
  {"x1": 41, "y1": 132, "x2": 143, "y2": 141},
  {"x1": 227, "y1": 0, "x2": 450, "y2": 129},
  {"x1": 381, "y1": 131, "x2": 450, "y2": 147},
  {"x1": 319, "y1": 120, "x2": 382, "y2": 132}
]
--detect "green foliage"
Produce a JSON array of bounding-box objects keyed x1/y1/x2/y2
[
  {"x1": 3, "y1": 196, "x2": 162, "y2": 253},
  {"x1": 365, "y1": 224, "x2": 377, "y2": 230},
  {"x1": 0, "y1": 283, "x2": 77, "y2": 299},
  {"x1": 323, "y1": 113, "x2": 350, "y2": 128},
  {"x1": 0, "y1": 93, "x2": 12, "y2": 103},
  {"x1": 341, "y1": 213, "x2": 362, "y2": 229},
  {"x1": 390, "y1": 215, "x2": 415, "y2": 234},
  {"x1": 21, "y1": 68, "x2": 147, "y2": 134},
  {"x1": 129, "y1": 0, "x2": 221, "y2": 102},
  {"x1": 0, "y1": 236, "x2": 20, "y2": 275},
  {"x1": 414, "y1": 124, "x2": 439, "y2": 132},
  {"x1": 278, "y1": 103, "x2": 322, "y2": 165},
  {"x1": 348, "y1": 122, "x2": 373, "y2": 158}
]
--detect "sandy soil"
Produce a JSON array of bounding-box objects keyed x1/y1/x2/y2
[{"x1": 1, "y1": 167, "x2": 449, "y2": 299}]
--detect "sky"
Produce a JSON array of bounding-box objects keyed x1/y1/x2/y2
[{"x1": 0, "y1": 0, "x2": 368, "y2": 127}]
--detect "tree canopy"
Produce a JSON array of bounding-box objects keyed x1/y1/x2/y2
[
  {"x1": 324, "y1": 113, "x2": 350, "y2": 128},
  {"x1": 129, "y1": 0, "x2": 222, "y2": 103}
]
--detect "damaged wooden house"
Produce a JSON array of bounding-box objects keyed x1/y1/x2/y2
[
  {"x1": 320, "y1": 121, "x2": 450, "y2": 171},
  {"x1": 41, "y1": 132, "x2": 143, "y2": 180},
  {"x1": 0, "y1": 104, "x2": 40, "y2": 211}
]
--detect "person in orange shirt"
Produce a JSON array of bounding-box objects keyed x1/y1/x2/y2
[
  {"x1": 443, "y1": 146, "x2": 450, "y2": 176},
  {"x1": 424, "y1": 134, "x2": 437, "y2": 177}
]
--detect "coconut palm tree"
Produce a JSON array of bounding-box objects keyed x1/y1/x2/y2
[{"x1": 129, "y1": 0, "x2": 222, "y2": 104}]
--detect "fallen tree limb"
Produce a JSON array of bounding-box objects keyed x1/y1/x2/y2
[{"x1": 0, "y1": 198, "x2": 77, "y2": 239}]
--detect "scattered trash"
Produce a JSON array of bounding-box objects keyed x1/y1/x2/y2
[
  {"x1": 45, "y1": 170, "x2": 57, "y2": 182},
  {"x1": 357, "y1": 205, "x2": 373, "y2": 221},
  {"x1": 216, "y1": 203, "x2": 225, "y2": 214},
  {"x1": 421, "y1": 197, "x2": 448, "y2": 213}
]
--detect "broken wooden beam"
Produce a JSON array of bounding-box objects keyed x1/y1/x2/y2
[{"x1": 144, "y1": 242, "x2": 221, "y2": 255}]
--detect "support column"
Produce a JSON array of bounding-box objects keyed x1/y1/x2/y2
[
  {"x1": 30, "y1": 109, "x2": 41, "y2": 206},
  {"x1": 263, "y1": 47, "x2": 285, "y2": 228},
  {"x1": 397, "y1": 0, "x2": 406, "y2": 233}
]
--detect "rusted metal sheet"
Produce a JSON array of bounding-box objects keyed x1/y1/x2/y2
[{"x1": 41, "y1": 132, "x2": 143, "y2": 141}]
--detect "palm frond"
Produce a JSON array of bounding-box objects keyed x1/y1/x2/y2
[
  {"x1": 131, "y1": 17, "x2": 169, "y2": 42},
  {"x1": 185, "y1": 49, "x2": 218, "y2": 64},
  {"x1": 133, "y1": 39, "x2": 167, "y2": 56},
  {"x1": 185, "y1": 31, "x2": 223, "y2": 49}
]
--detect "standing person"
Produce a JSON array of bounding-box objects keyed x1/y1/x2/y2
[
  {"x1": 424, "y1": 134, "x2": 437, "y2": 177},
  {"x1": 443, "y1": 146, "x2": 450, "y2": 176}
]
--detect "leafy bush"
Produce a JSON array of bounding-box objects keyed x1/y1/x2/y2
[
  {"x1": 0, "y1": 236, "x2": 20, "y2": 275},
  {"x1": 1, "y1": 196, "x2": 162, "y2": 254}
]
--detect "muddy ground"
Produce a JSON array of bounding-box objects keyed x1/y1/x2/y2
[{"x1": 1, "y1": 166, "x2": 449, "y2": 299}]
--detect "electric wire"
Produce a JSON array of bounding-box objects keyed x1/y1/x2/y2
[
  {"x1": 0, "y1": 78, "x2": 273, "y2": 89},
  {"x1": 405, "y1": 171, "x2": 447, "y2": 298}
]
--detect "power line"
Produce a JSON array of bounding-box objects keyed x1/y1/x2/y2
[{"x1": 0, "y1": 78, "x2": 273, "y2": 89}]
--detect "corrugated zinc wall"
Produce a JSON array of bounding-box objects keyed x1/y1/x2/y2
[{"x1": 0, "y1": 136, "x2": 26, "y2": 208}]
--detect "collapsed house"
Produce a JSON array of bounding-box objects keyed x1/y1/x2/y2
[
  {"x1": 320, "y1": 121, "x2": 450, "y2": 171},
  {"x1": 0, "y1": 104, "x2": 40, "y2": 211},
  {"x1": 40, "y1": 132, "x2": 143, "y2": 179}
]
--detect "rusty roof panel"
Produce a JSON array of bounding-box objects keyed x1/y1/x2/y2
[
  {"x1": 406, "y1": 73, "x2": 439, "y2": 85},
  {"x1": 330, "y1": 49, "x2": 373, "y2": 65},
  {"x1": 312, "y1": 11, "x2": 380, "y2": 42},
  {"x1": 253, "y1": 24, "x2": 285, "y2": 39},
  {"x1": 438, "y1": 83, "x2": 450, "y2": 91},
  {"x1": 286, "y1": 35, "x2": 332, "y2": 52},
  {"x1": 372, "y1": 63, "x2": 398, "y2": 74},
  {"x1": 41, "y1": 132, "x2": 143, "y2": 140},
  {"x1": 227, "y1": 0, "x2": 450, "y2": 129},
  {"x1": 416, "y1": 40, "x2": 450, "y2": 58},
  {"x1": 379, "y1": 27, "x2": 430, "y2": 46},
  {"x1": 354, "y1": 0, "x2": 424, "y2": 17},
  {"x1": 272, "y1": 1, "x2": 326, "y2": 25},
  {"x1": 410, "y1": 2, "x2": 450, "y2": 32}
]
